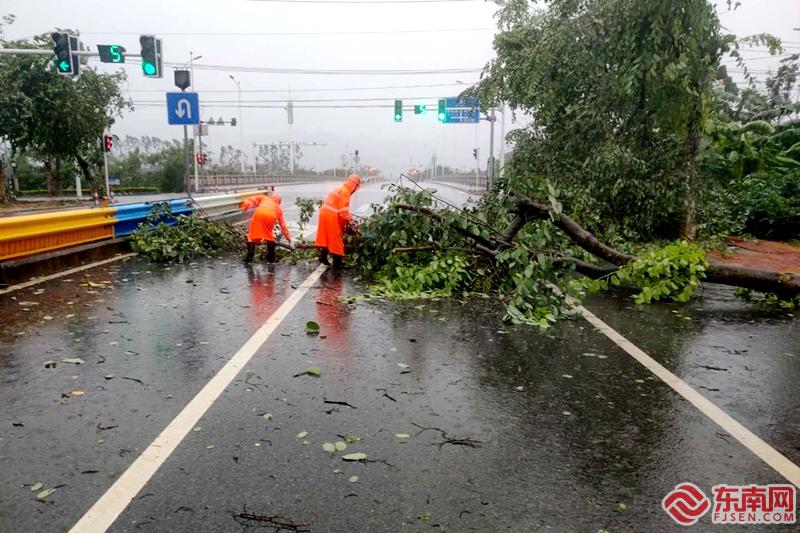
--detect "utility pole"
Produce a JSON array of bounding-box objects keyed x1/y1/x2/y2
[
  {"x1": 486, "y1": 107, "x2": 496, "y2": 191},
  {"x1": 474, "y1": 147, "x2": 480, "y2": 189},
  {"x1": 190, "y1": 51, "x2": 201, "y2": 193},
  {"x1": 499, "y1": 105, "x2": 506, "y2": 174},
  {"x1": 229, "y1": 75, "x2": 245, "y2": 173}
]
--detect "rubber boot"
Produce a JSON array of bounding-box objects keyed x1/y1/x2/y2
[
  {"x1": 319, "y1": 248, "x2": 331, "y2": 266},
  {"x1": 244, "y1": 242, "x2": 256, "y2": 263},
  {"x1": 332, "y1": 254, "x2": 345, "y2": 269},
  {"x1": 266, "y1": 242, "x2": 277, "y2": 263}
]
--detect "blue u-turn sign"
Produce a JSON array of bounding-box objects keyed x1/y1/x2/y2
[{"x1": 166, "y1": 92, "x2": 200, "y2": 125}]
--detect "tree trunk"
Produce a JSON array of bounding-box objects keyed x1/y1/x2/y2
[
  {"x1": 0, "y1": 162, "x2": 7, "y2": 203},
  {"x1": 44, "y1": 159, "x2": 54, "y2": 195},
  {"x1": 679, "y1": 100, "x2": 703, "y2": 240},
  {"x1": 55, "y1": 157, "x2": 62, "y2": 195},
  {"x1": 76, "y1": 154, "x2": 94, "y2": 185}
]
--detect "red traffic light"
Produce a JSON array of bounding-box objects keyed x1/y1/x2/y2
[
  {"x1": 196, "y1": 152, "x2": 208, "y2": 165},
  {"x1": 103, "y1": 135, "x2": 113, "y2": 152}
]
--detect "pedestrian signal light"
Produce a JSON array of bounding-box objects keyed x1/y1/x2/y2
[
  {"x1": 139, "y1": 35, "x2": 162, "y2": 78},
  {"x1": 394, "y1": 100, "x2": 402, "y2": 122},
  {"x1": 414, "y1": 105, "x2": 426, "y2": 115}
]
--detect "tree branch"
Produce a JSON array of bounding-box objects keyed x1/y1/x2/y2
[
  {"x1": 394, "y1": 203, "x2": 498, "y2": 251},
  {"x1": 513, "y1": 193, "x2": 637, "y2": 266}
]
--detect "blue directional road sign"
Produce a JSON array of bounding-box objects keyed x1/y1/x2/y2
[
  {"x1": 443, "y1": 96, "x2": 480, "y2": 124},
  {"x1": 166, "y1": 92, "x2": 200, "y2": 125}
]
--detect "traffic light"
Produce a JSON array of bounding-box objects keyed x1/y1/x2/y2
[
  {"x1": 139, "y1": 35, "x2": 163, "y2": 78},
  {"x1": 196, "y1": 152, "x2": 208, "y2": 165},
  {"x1": 52, "y1": 32, "x2": 80, "y2": 76},
  {"x1": 437, "y1": 99, "x2": 446, "y2": 122},
  {"x1": 394, "y1": 100, "x2": 402, "y2": 122},
  {"x1": 472, "y1": 148, "x2": 478, "y2": 159},
  {"x1": 103, "y1": 135, "x2": 113, "y2": 152},
  {"x1": 414, "y1": 104, "x2": 426, "y2": 115}
]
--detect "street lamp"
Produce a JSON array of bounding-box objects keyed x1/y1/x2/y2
[{"x1": 229, "y1": 74, "x2": 245, "y2": 173}]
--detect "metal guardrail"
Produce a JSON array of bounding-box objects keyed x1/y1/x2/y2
[
  {"x1": 424, "y1": 174, "x2": 488, "y2": 189},
  {"x1": 199, "y1": 175, "x2": 336, "y2": 190},
  {"x1": 0, "y1": 208, "x2": 116, "y2": 261},
  {"x1": 113, "y1": 199, "x2": 194, "y2": 237}
]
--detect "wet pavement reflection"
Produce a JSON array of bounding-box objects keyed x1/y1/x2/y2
[{"x1": 0, "y1": 247, "x2": 797, "y2": 531}]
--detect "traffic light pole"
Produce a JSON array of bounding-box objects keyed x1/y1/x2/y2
[{"x1": 102, "y1": 134, "x2": 110, "y2": 204}]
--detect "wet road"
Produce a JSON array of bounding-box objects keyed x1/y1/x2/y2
[{"x1": 0, "y1": 185, "x2": 798, "y2": 532}]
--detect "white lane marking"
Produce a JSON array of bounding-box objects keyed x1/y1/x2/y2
[
  {"x1": 0, "y1": 253, "x2": 137, "y2": 296},
  {"x1": 69, "y1": 264, "x2": 328, "y2": 533},
  {"x1": 578, "y1": 303, "x2": 800, "y2": 488}
]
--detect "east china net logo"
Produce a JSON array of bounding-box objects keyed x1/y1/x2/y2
[{"x1": 662, "y1": 483, "x2": 796, "y2": 526}]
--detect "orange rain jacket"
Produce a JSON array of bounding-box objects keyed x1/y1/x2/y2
[
  {"x1": 315, "y1": 174, "x2": 360, "y2": 256},
  {"x1": 241, "y1": 194, "x2": 291, "y2": 243}
]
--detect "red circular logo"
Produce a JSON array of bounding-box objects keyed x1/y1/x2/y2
[{"x1": 662, "y1": 482, "x2": 711, "y2": 526}]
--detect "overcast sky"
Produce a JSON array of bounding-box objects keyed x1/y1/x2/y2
[{"x1": 2, "y1": 0, "x2": 799, "y2": 176}]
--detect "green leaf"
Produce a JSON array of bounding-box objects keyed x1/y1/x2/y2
[
  {"x1": 342, "y1": 452, "x2": 367, "y2": 461},
  {"x1": 305, "y1": 321, "x2": 320, "y2": 334},
  {"x1": 36, "y1": 488, "x2": 56, "y2": 500},
  {"x1": 306, "y1": 366, "x2": 321, "y2": 377}
]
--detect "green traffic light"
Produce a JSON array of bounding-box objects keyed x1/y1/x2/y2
[
  {"x1": 394, "y1": 113, "x2": 402, "y2": 121},
  {"x1": 58, "y1": 60, "x2": 70, "y2": 72},
  {"x1": 438, "y1": 112, "x2": 446, "y2": 121},
  {"x1": 143, "y1": 62, "x2": 156, "y2": 75}
]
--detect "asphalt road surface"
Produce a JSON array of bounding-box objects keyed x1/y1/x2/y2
[{"x1": 0, "y1": 182, "x2": 798, "y2": 532}]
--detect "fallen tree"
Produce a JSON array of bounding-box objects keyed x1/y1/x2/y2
[{"x1": 349, "y1": 185, "x2": 798, "y2": 326}]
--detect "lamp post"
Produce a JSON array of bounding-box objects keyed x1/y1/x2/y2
[{"x1": 229, "y1": 75, "x2": 245, "y2": 173}]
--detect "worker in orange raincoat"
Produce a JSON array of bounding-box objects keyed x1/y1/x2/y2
[
  {"x1": 241, "y1": 192, "x2": 292, "y2": 263},
  {"x1": 315, "y1": 174, "x2": 361, "y2": 268}
]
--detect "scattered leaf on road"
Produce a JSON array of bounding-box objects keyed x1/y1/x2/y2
[
  {"x1": 296, "y1": 431, "x2": 308, "y2": 439},
  {"x1": 307, "y1": 366, "x2": 321, "y2": 377},
  {"x1": 397, "y1": 363, "x2": 409, "y2": 369},
  {"x1": 306, "y1": 321, "x2": 320, "y2": 334},
  {"x1": 70, "y1": 390, "x2": 85, "y2": 397},
  {"x1": 323, "y1": 442, "x2": 336, "y2": 453},
  {"x1": 61, "y1": 358, "x2": 85, "y2": 365},
  {"x1": 334, "y1": 441, "x2": 347, "y2": 451},
  {"x1": 562, "y1": 374, "x2": 573, "y2": 379},
  {"x1": 30, "y1": 483, "x2": 43, "y2": 492},
  {"x1": 344, "y1": 435, "x2": 360, "y2": 444},
  {"x1": 562, "y1": 411, "x2": 572, "y2": 416},
  {"x1": 349, "y1": 476, "x2": 359, "y2": 483},
  {"x1": 515, "y1": 386, "x2": 525, "y2": 391},
  {"x1": 262, "y1": 413, "x2": 272, "y2": 420},
  {"x1": 342, "y1": 453, "x2": 367, "y2": 462},
  {"x1": 36, "y1": 488, "x2": 56, "y2": 500}
]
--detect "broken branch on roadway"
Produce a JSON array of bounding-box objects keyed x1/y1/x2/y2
[
  {"x1": 232, "y1": 507, "x2": 310, "y2": 532},
  {"x1": 393, "y1": 192, "x2": 800, "y2": 298}
]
